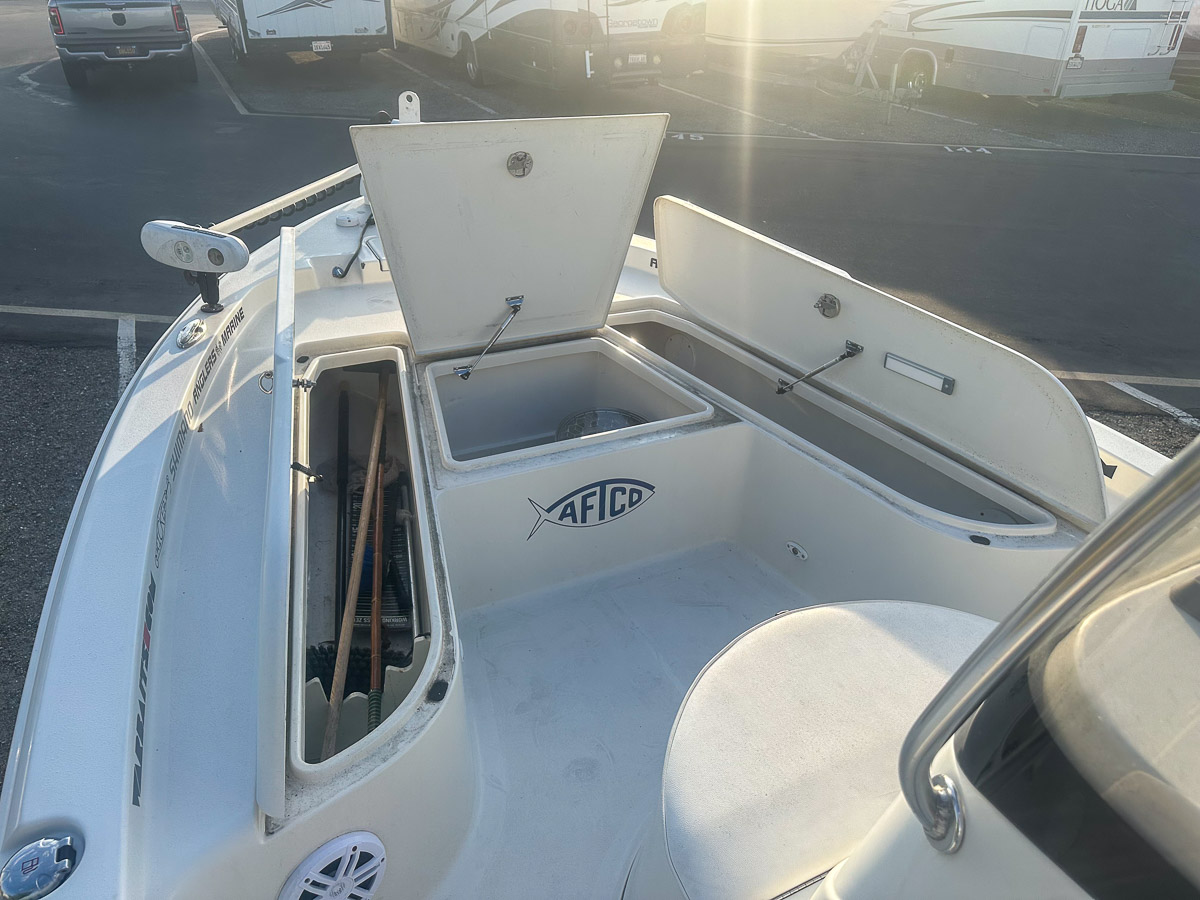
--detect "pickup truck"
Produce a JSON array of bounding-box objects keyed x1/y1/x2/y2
[{"x1": 48, "y1": 0, "x2": 197, "y2": 90}]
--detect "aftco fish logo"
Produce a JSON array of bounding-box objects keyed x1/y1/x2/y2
[{"x1": 528, "y1": 478, "x2": 655, "y2": 540}]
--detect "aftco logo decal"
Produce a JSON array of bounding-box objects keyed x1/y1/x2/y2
[{"x1": 527, "y1": 478, "x2": 655, "y2": 540}]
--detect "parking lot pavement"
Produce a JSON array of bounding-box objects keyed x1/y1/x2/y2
[{"x1": 0, "y1": 342, "x2": 124, "y2": 782}]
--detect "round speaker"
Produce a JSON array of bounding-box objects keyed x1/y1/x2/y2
[{"x1": 277, "y1": 832, "x2": 386, "y2": 900}]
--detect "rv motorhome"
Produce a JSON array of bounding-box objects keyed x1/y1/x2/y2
[
  {"x1": 706, "y1": 0, "x2": 897, "y2": 70},
  {"x1": 869, "y1": 0, "x2": 1193, "y2": 97},
  {"x1": 391, "y1": 0, "x2": 705, "y2": 88},
  {"x1": 212, "y1": 0, "x2": 393, "y2": 63}
]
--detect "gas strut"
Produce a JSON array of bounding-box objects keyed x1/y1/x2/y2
[{"x1": 335, "y1": 386, "x2": 350, "y2": 628}]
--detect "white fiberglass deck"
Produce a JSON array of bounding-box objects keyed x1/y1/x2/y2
[{"x1": 437, "y1": 542, "x2": 814, "y2": 898}]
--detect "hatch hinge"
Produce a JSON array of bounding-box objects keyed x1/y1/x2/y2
[{"x1": 293, "y1": 377, "x2": 317, "y2": 391}]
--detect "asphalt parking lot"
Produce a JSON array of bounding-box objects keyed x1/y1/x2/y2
[{"x1": 1, "y1": 0, "x2": 1198, "y2": 782}]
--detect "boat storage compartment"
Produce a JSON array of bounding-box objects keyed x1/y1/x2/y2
[
  {"x1": 427, "y1": 338, "x2": 712, "y2": 467},
  {"x1": 291, "y1": 350, "x2": 433, "y2": 764},
  {"x1": 611, "y1": 315, "x2": 1052, "y2": 529},
  {"x1": 349, "y1": 113, "x2": 679, "y2": 465}
]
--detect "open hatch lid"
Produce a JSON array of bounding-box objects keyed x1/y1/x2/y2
[
  {"x1": 350, "y1": 114, "x2": 668, "y2": 359},
  {"x1": 654, "y1": 197, "x2": 1108, "y2": 527}
]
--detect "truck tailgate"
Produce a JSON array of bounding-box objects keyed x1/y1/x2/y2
[{"x1": 58, "y1": 0, "x2": 179, "y2": 38}]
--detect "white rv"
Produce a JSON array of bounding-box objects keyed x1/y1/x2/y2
[
  {"x1": 705, "y1": 0, "x2": 897, "y2": 69},
  {"x1": 392, "y1": 0, "x2": 705, "y2": 88},
  {"x1": 870, "y1": 0, "x2": 1193, "y2": 97},
  {"x1": 213, "y1": 0, "x2": 393, "y2": 63}
]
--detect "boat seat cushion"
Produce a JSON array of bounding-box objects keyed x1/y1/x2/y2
[{"x1": 662, "y1": 600, "x2": 995, "y2": 900}]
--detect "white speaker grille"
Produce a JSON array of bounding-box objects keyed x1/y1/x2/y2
[{"x1": 278, "y1": 832, "x2": 386, "y2": 900}]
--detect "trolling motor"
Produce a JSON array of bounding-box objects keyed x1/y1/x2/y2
[{"x1": 140, "y1": 221, "x2": 250, "y2": 313}]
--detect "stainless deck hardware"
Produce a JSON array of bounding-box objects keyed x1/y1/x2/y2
[
  {"x1": 176, "y1": 318, "x2": 206, "y2": 349},
  {"x1": 292, "y1": 378, "x2": 317, "y2": 391},
  {"x1": 291, "y1": 462, "x2": 323, "y2": 483},
  {"x1": 776, "y1": 341, "x2": 864, "y2": 394},
  {"x1": 1, "y1": 835, "x2": 78, "y2": 899},
  {"x1": 813, "y1": 294, "x2": 841, "y2": 318},
  {"x1": 507, "y1": 152, "x2": 533, "y2": 178},
  {"x1": 454, "y1": 296, "x2": 524, "y2": 380},
  {"x1": 884, "y1": 353, "x2": 955, "y2": 395}
]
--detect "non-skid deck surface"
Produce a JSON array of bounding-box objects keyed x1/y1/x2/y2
[{"x1": 436, "y1": 542, "x2": 813, "y2": 899}]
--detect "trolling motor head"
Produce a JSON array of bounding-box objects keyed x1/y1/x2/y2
[{"x1": 140, "y1": 220, "x2": 249, "y2": 313}]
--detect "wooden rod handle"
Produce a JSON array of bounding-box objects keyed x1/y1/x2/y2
[{"x1": 321, "y1": 373, "x2": 388, "y2": 761}]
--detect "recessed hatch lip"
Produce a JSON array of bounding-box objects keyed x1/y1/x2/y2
[
  {"x1": 424, "y1": 336, "x2": 715, "y2": 473},
  {"x1": 606, "y1": 309, "x2": 1060, "y2": 538},
  {"x1": 285, "y1": 346, "x2": 448, "y2": 785}
]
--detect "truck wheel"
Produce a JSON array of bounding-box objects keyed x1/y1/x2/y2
[
  {"x1": 460, "y1": 36, "x2": 486, "y2": 87},
  {"x1": 61, "y1": 59, "x2": 88, "y2": 91},
  {"x1": 177, "y1": 46, "x2": 199, "y2": 83}
]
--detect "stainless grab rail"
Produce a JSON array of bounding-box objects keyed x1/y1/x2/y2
[
  {"x1": 899, "y1": 434, "x2": 1200, "y2": 852},
  {"x1": 212, "y1": 163, "x2": 362, "y2": 236}
]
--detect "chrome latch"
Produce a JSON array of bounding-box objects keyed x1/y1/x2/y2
[
  {"x1": 813, "y1": 293, "x2": 841, "y2": 318},
  {"x1": 776, "y1": 340, "x2": 864, "y2": 394},
  {"x1": 1, "y1": 835, "x2": 78, "y2": 899},
  {"x1": 454, "y1": 296, "x2": 524, "y2": 381}
]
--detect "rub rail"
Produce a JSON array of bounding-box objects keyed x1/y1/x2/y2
[{"x1": 212, "y1": 164, "x2": 362, "y2": 236}]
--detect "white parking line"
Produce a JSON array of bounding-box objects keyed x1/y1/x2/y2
[
  {"x1": 17, "y1": 61, "x2": 74, "y2": 108},
  {"x1": 652, "y1": 128, "x2": 1200, "y2": 161},
  {"x1": 192, "y1": 32, "x2": 250, "y2": 116},
  {"x1": 381, "y1": 50, "x2": 498, "y2": 115},
  {"x1": 1109, "y1": 381, "x2": 1200, "y2": 429},
  {"x1": 116, "y1": 316, "x2": 137, "y2": 395},
  {"x1": 1054, "y1": 371, "x2": 1200, "y2": 388},
  {"x1": 191, "y1": 31, "x2": 370, "y2": 121},
  {"x1": 0, "y1": 303, "x2": 175, "y2": 323},
  {"x1": 657, "y1": 83, "x2": 829, "y2": 140}
]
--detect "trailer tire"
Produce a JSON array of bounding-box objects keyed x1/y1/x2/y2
[
  {"x1": 177, "y1": 46, "x2": 199, "y2": 83},
  {"x1": 61, "y1": 59, "x2": 88, "y2": 91},
  {"x1": 460, "y1": 36, "x2": 487, "y2": 87}
]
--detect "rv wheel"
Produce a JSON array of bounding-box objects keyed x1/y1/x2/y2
[
  {"x1": 460, "y1": 36, "x2": 487, "y2": 87},
  {"x1": 228, "y1": 26, "x2": 246, "y2": 65},
  {"x1": 900, "y1": 56, "x2": 933, "y2": 93}
]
